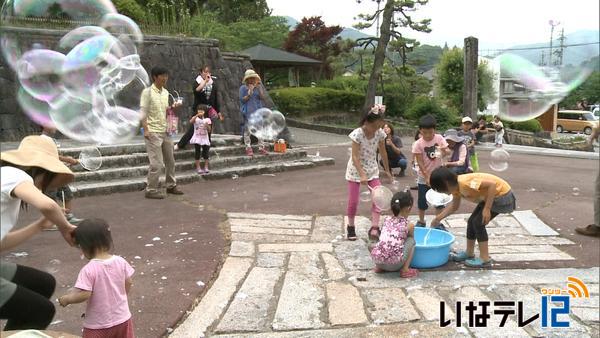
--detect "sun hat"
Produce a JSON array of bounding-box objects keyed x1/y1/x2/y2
[
  {"x1": 443, "y1": 129, "x2": 464, "y2": 143},
  {"x1": 1, "y1": 135, "x2": 74, "y2": 188},
  {"x1": 242, "y1": 69, "x2": 261, "y2": 83},
  {"x1": 461, "y1": 116, "x2": 473, "y2": 123}
]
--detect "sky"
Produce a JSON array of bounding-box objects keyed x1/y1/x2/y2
[{"x1": 268, "y1": 0, "x2": 600, "y2": 50}]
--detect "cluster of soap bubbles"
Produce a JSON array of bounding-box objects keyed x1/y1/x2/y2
[
  {"x1": 1, "y1": 0, "x2": 148, "y2": 144},
  {"x1": 247, "y1": 108, "x2": 286, "y2": 141},
  {"x1": 485, "y1": 40, "x2": 597, "y2": 122}
]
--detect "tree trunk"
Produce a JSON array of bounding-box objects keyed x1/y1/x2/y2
[{"x1": 363, "y1": 0, "x2": 394, "y2": 114}]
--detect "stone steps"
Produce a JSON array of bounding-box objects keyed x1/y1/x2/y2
[
  {"x1": 63, "y1": 134, "x2": 335, "y2": 197},
  {"x1": 73, "y1": 151, "x2": 308, "y2": 182},
  {"x1": 71, "y1": 159, "x2": 331, "y2": 197}
]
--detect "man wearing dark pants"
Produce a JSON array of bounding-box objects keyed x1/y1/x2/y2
[{"x1": 140, "y1": 66, "x2": 184, "y2": 199}]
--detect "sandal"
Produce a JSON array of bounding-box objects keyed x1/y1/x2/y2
[
  {"x1": 368, "y1": 226, "x2": 381, "y2": 241},
  {"x1": 415, "y1": 221, "x2": 426, "y2": 228},
  {"x1": 400, "y1": 268, "x2": 419, "y2": 278},
  {"x1": 346, "y1": 226, "x2": 357, "y2": 241},
  {"x1": 464, "y1": 257, "x2": 494, "y2": 268},
  {"x1": 451, "y1": 251, "x2": 475, "y2": 262}
]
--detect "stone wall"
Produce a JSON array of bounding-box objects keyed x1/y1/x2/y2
[{"x1": 0, "y1": 29, "x2": 253, "y2": 141}]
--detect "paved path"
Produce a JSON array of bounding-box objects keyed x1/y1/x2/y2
[{"x1": 171, "y1": 212, "x2": 599, "y2": 337}]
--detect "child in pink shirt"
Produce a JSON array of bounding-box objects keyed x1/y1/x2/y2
[
  {"x1": 58, "y1": 219, "x2": 135, "y2": 338},
  {"x1": 411, "y1": 114, "x2": 448, "y2": 229}
]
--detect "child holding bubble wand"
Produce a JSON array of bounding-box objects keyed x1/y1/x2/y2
[
  {"x1": 189, "y1": 104, "x2": 212, "y2": 174},
  {"x1": 370, "y1": 191, "x2": 418, "y2": 278},
  {"x1": 429, "y1": 167, "x2": 516, "y2": 268},
  {"x1": 58, "y1": 219, "x2": 135, "y2": 337},
  {"x1": 345, "y1": 106, "x2": 393, "y2": 241}
]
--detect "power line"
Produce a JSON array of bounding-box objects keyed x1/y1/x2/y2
[{"x1": 479, "y1": 41, "x2": 599, "y2": 54}]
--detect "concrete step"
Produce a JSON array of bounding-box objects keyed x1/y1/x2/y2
[
  {"x1": 73, "y1": 151, "x2": 308, "y2": 182},
  {"x1": 59, "y1": 134, "x2": 241, "y2": 157},
  {"x1": 71, "y1": 158, "x2": 332, "y2": 197},
  {"x1": 70, "y1": 145, "x2": 248, "y2": 172}
]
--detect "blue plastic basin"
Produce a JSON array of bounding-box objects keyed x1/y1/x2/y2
[{"x1": 410, "y1": 227, "x2": 455, "y2": 269}]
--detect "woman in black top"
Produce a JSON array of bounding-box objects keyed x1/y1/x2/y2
[
  {"x1": 175, "y1": 65, "x2": 221, "y2": 150},
  {"x1": 379, "y1": 123, "x2": 408, "y2": 176}
]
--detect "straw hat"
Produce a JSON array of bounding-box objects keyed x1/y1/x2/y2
[
  {"x1": 1, "y1": 136, "x2": 74, "y2": 188},
  {"x1": 443, "y1": 129, "x2": 464, "y2": 143},
  {"x1": 242, "y1": 69, "x2": 260, "y2": 83}
]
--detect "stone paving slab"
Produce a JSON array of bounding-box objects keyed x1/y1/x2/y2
[
  {"x1": 229, "y1": 218, "x2": 313, "y2": 229},
  {"x1": 364, "y1": 288, "x2": 420, "y2": 324},
  {"x1": 231, "y1": 225, "x2": 310, "y2": 236},
  {"x1": 448, "y1": 286, "x2": 529, "y2": 337},
  {"x1": 216, "y1": 267, "x2": 283, "y2": 333},
  {"x1": 321, "y1": 253, "x2": 346, "y2": 280},
  {"x1": 231, "y1": 233, "x2": 309, "y2": 243},
  {"x1": 170, "y1": 257, "x2": 253, "y2": 338},
  {"x1": 512, "y1": 210, "x2": 560, "y2": 236},
  {"x1": 258, "y1": 243, "x2": 332, "y2": 253},
  {"x1": 311, "y1": 216, "x2": 343, "y2": 242},
  {"x1": 407, "y1": 288, "x2": 454, "y2": 322},
  {"x1": 227, "y1": 212, "x2": 312, "y2": 221},
  {"x1": 228, "y1": 241, "x2": 255, "y2": 257},
  {"x1": 273, "y1": 253, "x2": 326, "y2": 330},
  {"x1": 211, "y1": 322, "x2": 470, "y2": 338},
  {"x1": 326, "y1": 282, "x2": 368, "y2": 326},
  {"x1": 173, "y1": 212, "x2": 597, "y2": 337}
]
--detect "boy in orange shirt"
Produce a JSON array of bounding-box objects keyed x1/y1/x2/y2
[{"x1": 429, "y1": 167, "x2": 516, "y2": 268}]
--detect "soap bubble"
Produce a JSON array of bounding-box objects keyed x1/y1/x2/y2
[
  {"x1": 360, "y1": 190, "x2": 371, "y2": 203},
  {"x1": 45, "y1": 259, "x2": 62, "y2": 274},
  {"x1": 79, "y1": 147, "x2": 102, "y2": 171},
  {"x1": 0, "y1": 0, "x2": 118, "y2": 71},
  {"x1": 485, "y1": 45, "x2": 598, "y2": 122},
  {"x1": 17, "y1": 49, "x2": 66, "y2": 103},
  {"x1": 1, "y1": 0, "x2": 148, "y2": 144},
  {"x1": 371, "y1": 185, "x2": 393, "y2": 211},
  {"x1": 247, "y1": 108, "x2": 286, "y2": 141},
  {"x1": 17, "y1": 88, "x2": 54, "y2": 128},
  {"x1": 489, "y1": 148, "x2": 510, "y2": 172}
]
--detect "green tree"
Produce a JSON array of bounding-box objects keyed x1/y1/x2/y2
[
  {"x1": 435, "y1": 48, "x2": 496, "y2": 113},
  {"x1": 355, "y1": 0, "x2": 431, "y2": 113},
  {"x1": 114, "y1": 0, "x2": 146, "y2": 23},
  {"x1": 560, "y1": 71, "x2": 600, "y2": 109},
  {"x1": 204, "y1": 0, "x2": 271, "y2": 23},
  {"x1": 191, "y1": 13, "x2": 288, "y2": 51}
]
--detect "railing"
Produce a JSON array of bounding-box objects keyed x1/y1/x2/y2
[{"x1": 0, "y1": 16, "x2": 191, "y2": 36}]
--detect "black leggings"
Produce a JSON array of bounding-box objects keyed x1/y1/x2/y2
[
  {"x1": 194, "y1": 144, "x2": 210, "y2": 160},
  {"x1": 466, "y1": 202, "x2": 499, "y2": 242},
  {"x1": 0, "y1": 265, "x2": 56, "y2": 330}
]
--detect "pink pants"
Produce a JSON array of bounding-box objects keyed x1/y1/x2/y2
[{"x1": 347, "y1": 179, "x2": 381, "y2": 228}]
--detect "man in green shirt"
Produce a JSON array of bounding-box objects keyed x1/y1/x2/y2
[{"x1": 140, "y1": 66, "x2": 184, "y2": 199}]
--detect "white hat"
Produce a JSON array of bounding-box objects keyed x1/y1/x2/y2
[
  {"x1": 243, "y1": 69, "x2": 260, "y2": 83},
  {"x1": 443, "y1": 129, "x2": 464, "y2": 143},
  {"x1": 462, "y1": 116, "x2": 473, "y2": 123}
]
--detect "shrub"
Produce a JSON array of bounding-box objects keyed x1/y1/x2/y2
[
  {"x1": 270, "y1": 87, "x2": 364, "y2": 115},
  {"x1": 406, "y1": 96, "x2": 460, "y2": 129},
  {"x1": 507, "y1": 119, "x2": 543, "y2": 133}
]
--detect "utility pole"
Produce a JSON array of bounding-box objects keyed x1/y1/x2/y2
[
  {"x1": 548, "y1": 20, "x2": 560, "y2": 66},
  {"x1": 554, "y1": 28, "x2": 565, "y2": 66},
  {"x1": 539, "y1": 51, "x2": 546, "y2": 66}
]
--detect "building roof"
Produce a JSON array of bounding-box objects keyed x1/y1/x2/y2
[{"x1": 241, "y1": 43, "x2": 321, "y2": 66}]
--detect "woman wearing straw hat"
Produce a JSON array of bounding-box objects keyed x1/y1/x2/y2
[
  {"x1": 1, "y1": 136, "x2": 77, "y2": 330},
  {"x1": 239, "y1": 69, "x2": 268, "y2": 156}
]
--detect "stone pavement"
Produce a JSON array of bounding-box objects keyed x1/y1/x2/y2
[{"x1": 170, "y1": 212, "x2": 599, "y2": 338}]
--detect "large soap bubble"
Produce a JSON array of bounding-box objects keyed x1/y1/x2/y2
[
  {"x1": 0, "y1": 0, "x2": 148, "y2": 144},
  {"x1": 489, "y1": 148, "x2": 510, "y2": 172},
  {"x1": 485, "y1": 39, "x2": 598, "y2": 122},
  {"x1": 247, "y1": 108, "x2": 286, "y2": 141}
]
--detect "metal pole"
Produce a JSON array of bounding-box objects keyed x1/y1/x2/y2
[{"x1": 548, "y1": 20, "x2": 560, "y2": 66}]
